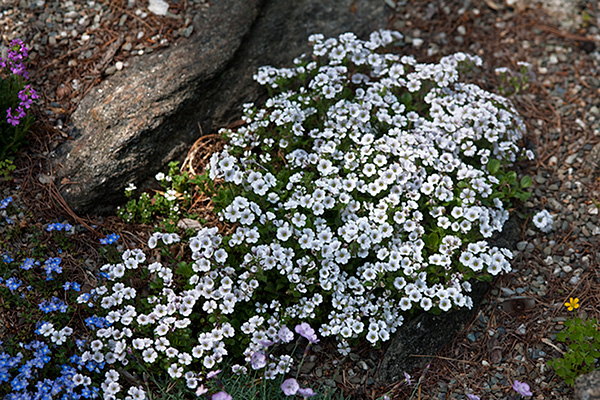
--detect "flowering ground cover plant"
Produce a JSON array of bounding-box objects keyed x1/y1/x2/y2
[
  {"x1": 202, "y1": 29, "x2": 533, "y2": 351},
  {"x1": 90, "y1": 29, "x2": 535, "y2": 398},
  {"x1": 0, "y1": 196, "x2": 103, "y2": 400},
  {"x1": 0, "y1": 38, "x2": 38, "y2": 160},
  {"x1": 547, "y1": 297, "x2": 600, "y2": 386}
]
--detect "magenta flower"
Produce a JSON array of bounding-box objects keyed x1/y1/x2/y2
[
  {"x1": 8, "y1": 39, "x2": 28, "y2": 59},
  {"x1": 281, "y1": 378, "x2": 300, "y2": 396},
  {"x1": 294, "y1": 322, "x2": 319, "y2": 344},
  {"x1": 512, "y1": 380, "x2": 533, "y2": 397},
  {"x1": 6, "y1": 108, "x2": 20, "y2": 126},
  {"x1": 211, "y1": 391, "x2": 232, "y2": 400},
  {"x1": 466, "y1": 394, "x2": 481, "y2": 400}
]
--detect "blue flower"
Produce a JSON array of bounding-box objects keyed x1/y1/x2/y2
[
  {"x1": 43, "y1": 257, "x2": 62, "y2": 280},
  {"x1": 46, "y1": 222, "x2": 74, "y2": 232},
  {"x1": 2, "y1": 253, "x2": 14, "y2": 263},
  {"x1": 21, "y1": 257, "x2": 37, "y2": 270},
  {"x1": 11, "y1": 377, "x2": 26, "y2": 390},
  {"x1": 0, "y1": 196, "x2": 12, "y2": 209},
  {"x1": 6, "y1": 277, "x2": 22, "y2": 291},
  {"x1": 80, "y1": 387, "x2": 92, "y2": 398},
  {"x1": 99, "y1": 233, "x2": 119, "y2": 245}
]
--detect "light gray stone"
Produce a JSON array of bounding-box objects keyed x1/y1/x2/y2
[{"x1": 575, "y1": 370, "x2": 600, "y2": 400}]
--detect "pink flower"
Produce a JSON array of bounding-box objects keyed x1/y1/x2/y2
[
  {"x1": 466, "y1": 394, "x2": 481, "y2": 400},
  {"x1": 281, "y1": 378, "x2": 300, "y2": 396},
  {"x1": 294, "y1": 322, "x2": 319, "y2": 344},
  {"x1": 278, "y1": 326, "x2": 294, "y2": 343},
  {"x1": 211, "y1": 391, "x2": 232, "y2": 400},
  {"x1": 251, "y1": 351, "x2": 267, "y2": 370},
  {"x1": 512, "y1": 380, "x2": 533, "y2": 397},
  {"x1": 298, "y1": 387, "x2": 316, "y2": 397},
  {"x1": 206, "y1": 369, "x2": 221, "y2": 379},
  {"x1": 195, "y1": 385, "x2": 208, "y2": 396}
]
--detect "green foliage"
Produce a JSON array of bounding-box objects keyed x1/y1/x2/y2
[
  {"x1": 117, "y1": 161, "x2": 196, "y2": 232},
  {"x1": 0, "y1": 40, "x2": 38, "y2": 159},
  {"x1": 0, "y1": 158, "x2": 16, "y2": 180},
  {"x1": 495, "y1": 62, "x2": 533, "y2": 96},
  {"x1": 548, "y1": 302, "x2": 600, "y2": 386},
  {"x1": 486, "y1": 159, "x2": 532, "y2": 207}
]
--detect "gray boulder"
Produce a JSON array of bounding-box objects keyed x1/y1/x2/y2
[
  {"x1": 575, "y1": 370, "x2": 600, "y2": 400},
  {"x1": 52, "y1": 0, "x2": 390, "y2": 215}
]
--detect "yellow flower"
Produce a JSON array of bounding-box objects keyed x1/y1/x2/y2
[{"x1": 565, "y1": 297, "x2": 580, "y2": 311}]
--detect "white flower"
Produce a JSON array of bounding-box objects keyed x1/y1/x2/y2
[{"x1": 532, "y1": 209, "x2": 553, "y2": 233}]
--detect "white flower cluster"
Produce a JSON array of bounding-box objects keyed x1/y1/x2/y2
[
  {"x1": 85, "y1": 229, "x2": 302, "y2": 395},
  {"x1": 37, "y1": 322, "x2": 73, "y2": 346},
  {"x1": 85, "y1": 30, "x2": 531, "y2": 395},
  {"x1": 206, "y1": 30, "x2": 525, "y2": 352},
  {"x1": 532, "y1": 209, "x2": 553, "y2": 233}
]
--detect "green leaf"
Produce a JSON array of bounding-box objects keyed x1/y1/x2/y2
[
  {"x1": 486, "y1": 159, "x2": 501, "y2": 175},
  {"x1": 176, "y1": 261, "x2": 193, "y2": 278},
  {"x1": 506, "y1": 171, "x2": 517, "y2": 183},
  {"x1": 585, "y1": 355, "x2": 595, "y2": 365},
  {"x1": 424, "y1": 232, "x2": 440, "y2": 251},
  {"x1": 400, "y1": 91, "x2": 412, "y2": 105},
  {"x1": 520, "y1": 175, "x2": 532, "y2": 188}
]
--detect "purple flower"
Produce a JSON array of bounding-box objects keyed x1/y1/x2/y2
[
  {"x1": 250, "y1": 352, "x2": 266, "y2": 370},
  {"x1": 278, "y1": 326, "x2": 294, "y2": 343},
  {"x1": 211, "y1": 391, "x2": 232, "y2": 400},
  {"x1": 298, "y1": 387, "x2": 316, "y2": 397},
  {"x1": 294, "y1": 323, "x2": 319, "y2": 344},
  {"x1": 403, "y1": 371, "x2": 411, "y2": 385},
  {"x1": 206, "y1": 369, "x2": 221, "y2": 379},
  {"x1": 281, "y1": 378, "x2": 300, "y2": 396},
  {"x1": 259, "y1": 339, "x2": 274, "y2": 348},
  {"x1": 466, "y1": 394, "x2": 481, "y2": 400},
  {"x1": 6, "y1": 108, "x2": 20, "y2": 126},
  {"x1": 512, "y1": 380, "x2": 533, "y2": 397}
]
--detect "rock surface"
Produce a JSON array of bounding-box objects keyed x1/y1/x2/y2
[
  {"x1": 52, "y1": 0, "x2": 262, "y2": 215},
  {"x1": 52, "y1": 0, "x2": 390, "y2": 215},
  {"x1": 575, "y1": 370, "x2": 600, "y2": 400}
]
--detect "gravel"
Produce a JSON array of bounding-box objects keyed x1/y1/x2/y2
[{"x1": 0, "y1": 0, "x2": 208, "y2": 131}]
